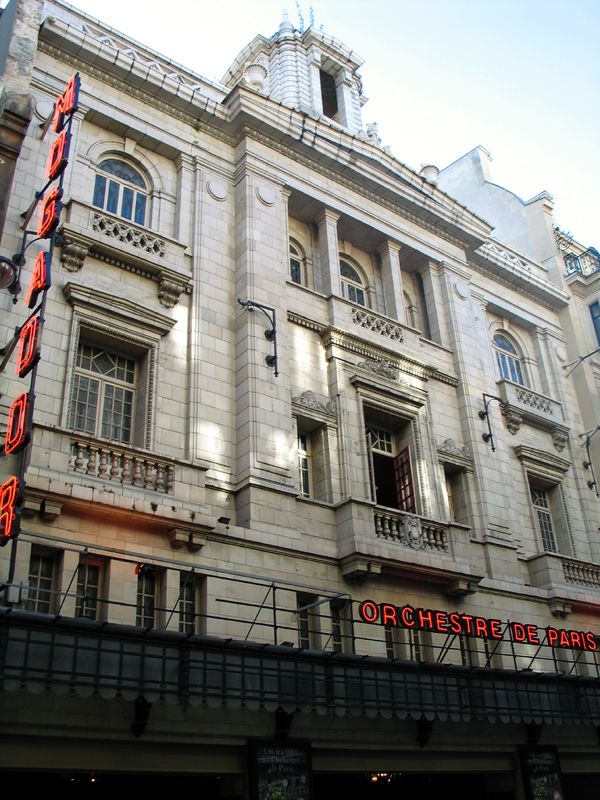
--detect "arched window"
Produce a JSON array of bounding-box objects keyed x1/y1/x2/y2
[
  {"x1": 403, "y1": 290, "x2": 418, "y2": 329},
  {"x1": 289, "y1": 241, "x2": 305, "y2": 286},
  {"x1": 92, "y1": 158, "x2": 148, "y2": 225},
  {"x1": 340, "y1": 258, "x2": 366, "y2": 306},
  {"x1": 493, "y1": 333, "x2": 525, "y2": 385}
]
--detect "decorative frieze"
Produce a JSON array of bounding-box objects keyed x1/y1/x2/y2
[
  {"x1": 92, "y1": 213, "x2": 166, "y2": 257},
  {"x1": 352, "y1": 307, "x2": 404, "y2": 342},
  {"x1": 356, "y1": 358, "x2": 399, "y2": 380},
  {"x1": 292, "y1": 390, "x2": 336, "y2": 417},
  {"x1": 158, "y1": 276, "x2": 186, "y2": 308}
]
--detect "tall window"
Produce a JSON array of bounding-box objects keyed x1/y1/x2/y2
[
  {"x1": 590, "y1": 301, "x2": 600, "y2": 345},
  {"x1": 179, "y1": 572, "x2": 204, "y2": 635},
  {"x1": 136, "y1": 567, "x2": 158, "y2": 628},
  {"x1": 92, "y1": 158, "x2": 147, "y2": 225},
  {"x1": 340, "y1": 259, "x2": 366, "y2": 306},
  {"x1": 289, "y1": 241, "x2": 305, "y2": 286},
  {"x1": 530, "y1": 486, "x2": 558, "y2": 553},
  {"x1": 297, "y1": 592, "x2": 320, "y2": 649},
  {"x1": 367, "y1": 425, "x2": 416, "y2": 513},
  {"x1": 69, "y1": 342, "x2": 136, "y2": 443},
  {"x1": 330, "y1": 599, "x2": 353, "y2": 654},
  {"x1": 25, "y1": 551, "x2": 59, "y2": 613},
  {"x1": 493, "y1": 333, "x2": 525, "y2": 385},
  {"x1": 319, "y1": 69, "x2": 338, "y2": 119},
  {"x1": 297, "y1": 432, "x2": 310, "y2": 498},
  {"x1": 75, "y1": 557, "x2": 105, "y2": 620}
]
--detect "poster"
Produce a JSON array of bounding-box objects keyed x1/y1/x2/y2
[
  {"x1": 249, "y1": 741, "x2": 312, "y2": 800},
  {"x1": 520, "y1": 747, "x2": 564, "y2": 800}
]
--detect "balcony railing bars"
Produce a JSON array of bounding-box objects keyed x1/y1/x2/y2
[
  {"x1": 10, "y1": 547, "x2": 600, "y2": 678},
  {"x1": 564, "y1": 248, "x2": 600, "y2": 277}
]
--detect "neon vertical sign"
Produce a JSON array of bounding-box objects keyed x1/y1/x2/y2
[{"x1": 0, "y1": 74, "x2": 80, "y2": 544}]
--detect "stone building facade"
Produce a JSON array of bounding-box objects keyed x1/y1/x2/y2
[{"x1": 0, "y1": 1, "x2": 599, "y2": 797}]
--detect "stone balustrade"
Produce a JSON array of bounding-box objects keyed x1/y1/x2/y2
[
  {"x1": 71, "y1": 439, "x2": 174, "y2": 493},
  {"x1": 374, "y1": 508, "x2": 450, "y2": 553},
  {"x1": 563, "y1": 561, "x2": 600, "y2": 590}
]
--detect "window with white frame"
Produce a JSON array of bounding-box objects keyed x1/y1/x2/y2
[
  {"x1": 289, "y1": 241, "x2": 305, "y2": 286},
  {"x1": 297, "y1": 592, "x2": 320, "y2": 649},
  {"x1": 178, "y1": 572, "x2": 205, "y2": 635},
  {"x1": 136, "y1": 567, "x2": 160, "y2": 628},
  {"x1": 367, "y1": 423, "x2": 416, "y2": 513},
  {"x1": 25, "y1": 550, "x2": 60, "y2": 614},
  {"x1": 340, "y1": 258, "x2": 367, "y2": 306},
  {"x1": 530, "y1": 485, "x2": 558, "y2": 553},
  {"x1": 297, "y1": 431, "x2": 311, "y2": 498},
  {"x1": 68, "y1": 342, "x2": 137, "y2": 444},
  {"x1": 92, "y1": 158, "x2": 148, "y2": 225},
  {"x1": 295, "y1": 418, "x2": 332, "y2": 502},
  {"x1": 493, "y1": 332, "x2": 526, "y2": 386},
  {"x1": 330, "y1": 598, "x2": 353, "y2": 654},
  {"x1": 75, "y1": 556, "x2": 105, "y2": 620}
]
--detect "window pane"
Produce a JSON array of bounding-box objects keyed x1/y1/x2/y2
[
  {"x1": 107, "y1": 180, "x2": 119, "y2": 214},
  {"x1": 136, "y1": 572, "x2": 156, "y2": 627},
  {"x1": 76, "y1": 562, "x2": 101, "y2": 619},
  {"x1": 99, "y1": 159, "x2": 146, "y2": 188},
  {"x1": 179, "y1": 573, "x2": 197, "y2": 635},
  {"x1": 290, "y1": 257, "x2": 302, "y2": 284},
  {"x1": 121, "y1": 186, "x2": 134, "y2": 220},
  {"x1": 69, "y1": 374, "x2": 100, "y2": 435},
  {"x1": 92, "y1": 174, "x2": 106, "y2": 209},
  {"x1": 26, "y1": 554, "x2": 55, "y2": 613},
  {"x1": 134, "y1": 194, "x2": 146, "y2": 226},
  {"x1": 340, "y1": 261, "x2": 361, "y2": 283},
  {"x1": 101, "y1": 385, "x2": 133, "y2": 442}
]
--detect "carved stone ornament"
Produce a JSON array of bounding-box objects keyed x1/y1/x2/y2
[
  {"x1": 158, "y1": 277, "x2": 185, "y2": 308},
  {"x1": 502, "y1": 406, "x2": 523, "y2": 435},
  {"x1": 551, "y1": 427, "x2": 568, "y2": 453},
  {"x1": 400, "y1": 513, "x2": 423, "y2": 549},
  {"x1": 357, "y1": 358, "x2": 399, "y2": 380},
  {"x1": 438, "y1": 438, "x2": 469, "y2": 458},
  {"x1": 292, "y1": 390, "x2": 336, "y2": 416},
  {"x1": 60, "y1": 240, "x2": 89, "y2": 272}
]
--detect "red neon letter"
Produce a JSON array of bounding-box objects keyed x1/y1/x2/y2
[
  {"x1": 434, "y1": 611, "x2": 449, "y2": 633},
  {"x1": 525, "y1": 625, "x2": 540, "y2": 645},
  {"x1": 37, "y1": 187, "x2": 62, "y2": 239},
  {"x1": 586, "y1": 632, "x2": 597, "y2": 651},
  {"x1": 4, "y1": 392, "x2": 31, "y2": 455},
  {"x1": 474, "y1": 618, "x2": 488, "y2": 638},
  {"x1": 569, "y1": 631, "x2": 582, "y2": 650},
  {"x1": 461, "y1": 615, "x2": 474, "y2": 635},
  {"x1": 488, "y1": 619, "x2": 503, "y2": 640},
  {"x1": 449, "y1": 613, "x2": 462, "y2": 634},
  {"x1": 417, "y1": 609, "x2": 434, "y2": 630},
  {"x1": 0, "y1": 476, "x2": 20, "y2": 540},
  {"x1": 511, "y1": 623, "x2": 527, "y2": 643},
  {"x1": 52, "y1": 74, "x2": 80, "y2": 133},
  {"x1": 25, "y1": 251, "x2": 51, "y2": 309},
  {"x1": 547, "y1": 627, "x2": 558, "y2": 647},
  {"x1": 16, "y1": 315, "x2": 41, "y2": 379},
  {"x1": 358, "y1": 600, "x2": 379, "y2": 624},
  {"x1": 381, "y1": 604, "x2": 398, "y2": 627},
  {"x1": 45, "y1": 129, "x2": 70, "y2": 181},
  {"x1": 400, "y1": 605, "x2": 415, "y2": 628}
]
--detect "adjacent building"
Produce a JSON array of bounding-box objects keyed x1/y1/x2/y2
[{"x1": 0, "y1": 1, "x2": 599, "y2": 797}]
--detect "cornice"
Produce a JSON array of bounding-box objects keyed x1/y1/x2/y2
[{"x1": 287, "y1": 311, "x2": 458, "y2": 386}]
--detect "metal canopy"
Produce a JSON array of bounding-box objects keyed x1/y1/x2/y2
[{"x1": 1, "y1": 612, "x2": 599, "y2": 726}]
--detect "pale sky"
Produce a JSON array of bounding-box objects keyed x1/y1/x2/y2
[{"x1": 20, "y1": 0, "x2": 600, "y2": 246}]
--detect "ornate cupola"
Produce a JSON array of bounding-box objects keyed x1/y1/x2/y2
[{"x1": 221, "y1": 12, "x2": 367, "y2": 134}]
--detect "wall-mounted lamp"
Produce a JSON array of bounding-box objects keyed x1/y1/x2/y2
[
  {"x1": 479, "y1": 393, "x2": 507, "y2": 452},
  {"x1": 238, "y1": 298, "x2": 279, "y2": 376},
  {"x1": 0, "y1": 256, "x2": 18, "y2": 292},
  {"x1": 580, "y1": 427, "x2": 600, "y2": 497}
]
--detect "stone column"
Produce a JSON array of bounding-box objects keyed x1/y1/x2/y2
[
  {"x1": 377, "y1": 239, "x2": 404, "y2": 322},
  {"x1": 315, "y1": 208, "x2": 340, "y2": 298},
  {"x1": 174, "y1": 152, "x2": 194, "y2": 243},
  {"x1": 420, "y1": 260, "x2": 448, "y2": 344}
]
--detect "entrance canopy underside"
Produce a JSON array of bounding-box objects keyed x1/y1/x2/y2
[{"x1": 1, "y1": 611, "x2": 599, "y2": 726}]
